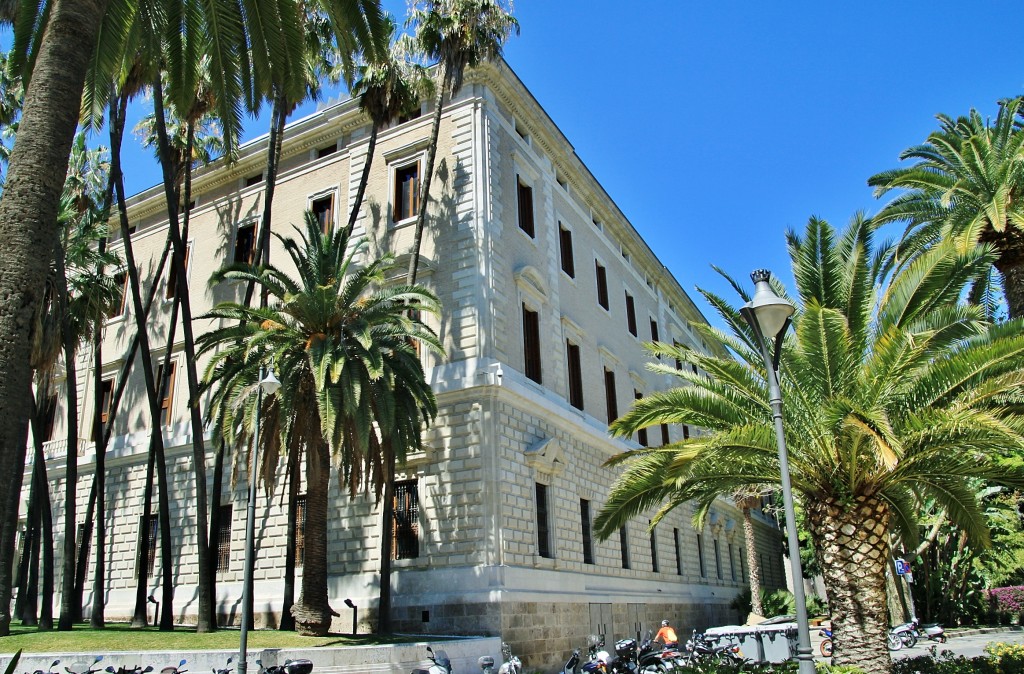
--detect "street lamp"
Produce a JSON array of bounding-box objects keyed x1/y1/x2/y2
[
  {"x1": 238, "y1": 368, "x2": 282, "y2": 674},
  {"x1": 739, "y1": 269, "x2": 815, "y2": 674}
]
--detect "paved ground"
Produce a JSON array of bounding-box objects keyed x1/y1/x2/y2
[{"x1": 893, "y1": 627, "x2": 1024, "y2": 660}]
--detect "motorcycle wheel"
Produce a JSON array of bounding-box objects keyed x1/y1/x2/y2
[
  {"x1": 901, "y1": 632, "x2": 918, "y2": 649},
  {"x1": 937, "y1": 635, "x2": 947, "y2": 644},
  {"x1": 820, "y1": 640, "x2": 833, "y2": 657},
  {"x1": 887, "y1": 633, "x2": 903, "y2": 651},
  {"x1": 641, "y1": 665, "x2": 667, "y2": 674}
]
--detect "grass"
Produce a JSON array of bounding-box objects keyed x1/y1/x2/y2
[{"x1": 0, "y1": 624, "x2": 422, "y2": 655}]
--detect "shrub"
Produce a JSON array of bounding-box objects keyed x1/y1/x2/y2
[{"x1": 989, "y1": 586, "x2": 1024, "y2": 624}]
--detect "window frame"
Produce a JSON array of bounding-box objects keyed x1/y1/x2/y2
[
  {"x1": 233, "y1": 220, "x2": 258, "y2": 265},
  {"x1": 516, "y1": 176, "x2": 535, "y2": 238},
  {"x1": 392, "y1": 161, "x2": 421, "y2": 224},
  {"x1": 625, "y1": 292, "x2": 637, "y2": 336},
  {"x1": 536, "y1": 482, "x2": 552, "y2": 559},
  {"x1": 310, "y1": 192, "x2": 336, "y2": 234},
  {"x1": 649, "y1": 523, "x2": 659, "y2": 573},
  {"x1": 619, "y1": 525, "x2": 630, "y2": 570},
  {"x1": 697, "y1": 532, "x2": 706, "y2": 578},
  {"x1": 93, "y1": 378, "x2": 114, "y2": 442},
  {"x1": 604, "y1": 368, "x2": 618, "y2": 423},
  {"x1": 522, "y1": 304, "x2": 542, "y2": 384},
  {"x1": 566, "y1": 340, "x2": 584, "y2": 410},
  {"x1": 558, "y1": 223, "x2": 575, "y2": 277},
  {"x1": 164, "y1": 240, "x2": 193, "y2": 301},
  {"x1": 634, "y1": 390, "x2": 648, "y2": 446},
  {"x1": 580, "y1": 498, "x2": 594, "y2": 565},
  {"x1": 595, "y1": 261, "x2": 609, "y2": 310},
  {"x1": 155, "y1": 359, "x2": 177, "y2": 427},
  {"x1": 393, "y1": 480, "x2": 420, "y2": 560},
  {"x1": 295, "y1": 494, "x2": 307, "y2": 566},
  {"x1": 214, "y1": 504, "x2": 232, "y2": 575}
]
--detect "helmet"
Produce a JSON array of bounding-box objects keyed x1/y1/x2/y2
[{"x1": 661, "y1": 620, "x2": 670, "y2": 627}]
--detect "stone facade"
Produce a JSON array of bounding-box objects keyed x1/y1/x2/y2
[{"x1": 22, "y1": 60, "x2": 785, "y2": 671}]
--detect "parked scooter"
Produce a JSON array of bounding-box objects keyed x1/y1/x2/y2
[
  {"x1": 581, "y1": 638, "x2": 606, "y2": 674},
  {"x1": 603, "y1": 638, "x2": 639, "y2": 674},
  {"x1": 682, "y1": 630, "x2": 743, "y2": 667},
  {"x1": 410, "y1": 646, "x2": 451, "y2": 674},
  {"x1": 160, "y1": 660, "x2": 187, "y2": 674},
  {"x1": 498, "y1": 643, "x2": 521, "y2": 674},
  {"x1": 912, "y1": 619, "x2": 947, "y2": 644},
  {"x1": 257, "y1": 660, "x2": 313, "y2": 674},
  {"x1": 210, "y1": 658, "x2": 232, "y2": 674},
  {"x1": 66, "y1": 657, "x2": 104, "y2": 674},
  {"x1": 562, "y1": 649, "x2": 581, "y2": 674},
  {"x1": 33, "y1": 659, "x2": 61, "y2": 674},
  {"x1": 819, "y1": 628, "x2": 833, "y2": 657},
  {"x1": 106, "y1": 664, "x2": 154, "y2": 674},
  {"x1": 636, "y1": 630, "x2": 679, "y2": 673}
]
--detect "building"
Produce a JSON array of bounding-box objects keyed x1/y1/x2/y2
[{"x1": 23, "y1": 59, "x2": 785, "y2": 669}]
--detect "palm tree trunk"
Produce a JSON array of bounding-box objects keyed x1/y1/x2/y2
[
  {"x1": 738, "y1": 501, "x2": 764, "y2": 617},
  {"x1": 131, "y1": 438, "x2": 157, "y2": 628},
  {"x1": 89, "y1": 336, "x2": 105, "y2": 628},
  {"x1": 56, "y1": 242, "x2": 80, "y2": 631},
  {"x1": 17, "y1": 394, "x2": 44, "y2": 626},
  {"x1": 291, "y1": 438, "x2": 334, "y2": 636},
  {"x1": 345, "y1": 122, "x2": 380, "y2": 238},
  {"x1": 207, "y1": 438, "x2": 225, "y2": 629},
  {"x1": 994, "y1": 230, "x2": 1024, "y2": 319},
  {"x1": 34, "y1": 415, "x2": 54, "y2": 631},
  {"x1": 0, "y1": 0, "x2": 110, "y2": 635},
  {"x1": 150, "y1": 79, "x2": 213, "y2": 632},
  {"x1": 406, "y1": 76, "x2": 448, "y2": 286},
  {"x1": 806, "y1": 495, "x2": 891, "y2": 674},
  {"x1": 377, "y1": 450, "x2": 396, "y2": 633},
  {"x1": 280, "y1": 440, "x2": 299, "y2": 631}
]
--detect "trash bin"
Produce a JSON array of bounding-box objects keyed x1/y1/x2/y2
[{"x1": 705, "y1": 621, "x2": 798, "y2": 664}]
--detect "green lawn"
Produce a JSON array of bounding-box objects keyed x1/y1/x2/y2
[{"x1": 0, "y1": 624, "x2": 417, "y2": 654}]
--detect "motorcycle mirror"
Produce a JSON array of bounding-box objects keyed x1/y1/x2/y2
[
  {"x1": 143, "y1": 668, "x2": 154, "y2": 673},
  {"x1": 179, "y1": 663, "x2": 186, "y2": 668},
  {"x1": 427, "y1": 647, "x2": 434, "y2": 655},
  {"x1": 105, "y1": 668, "x2": 115, "y2": 673}
]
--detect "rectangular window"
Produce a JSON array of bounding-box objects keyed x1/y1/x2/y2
[
  {"x1": 714, "y1": 538, "x2": 723, "y2": 579},
  {"x1": 394, "y1": 480, "x2": 420, "y2": 560},
  {"x1": 110, "y1": 271, "x2": 128, "y2": 318},
  {"x1": 634, "y1": 390, "x2": 648, "y2": 446},
  {"x1": 165, "y1": 242, "x2": 191, "y2": 300},
  {"x1": 625, "y1": 293, "x2": 637, "y2": 336},
  {"x1": 296, "y1": 494, "x2": 307, "y2": 566},
  {"x1": 312, "y1": 194, "x2": 334, "y2": 233},
  {"x1": 673, "y1": 527, "x2": 682, "y2": 575},
  {"x1": 683, "y1": 425, "x2": 690, "y2": 440},
  {"x1": 649, "y1": 524, "x2": 659, "y2": 573},
  {"x1": 604, "y1": 368, "x2": 618, "y2": 423},
  {"x1": 559, "y1": 224, "x2": 575, "y2": 277},
  {"x1": 517, "y1": 177, "x2": 535, "y2": 238},
  {"x1": 674, "y1": 340, "x2": 683, "y2": 370},
  {"x1": 536, "y1": 483, "x2": 551, "y2": 559},
  {"x1": 661, "y1": 424, "x2": 670, "y2": 446},
  {"x1": 595, "y1": 262, "x2": 609, "y2": 310},
  {"x1": 393, "y1": 163, "x2": 420, "y2": 223},
  {"x1": 317, "y1": 143, "x2": 337, "y2": 158},
  {"x1": 650, "y1": 318, "x2": 660, "y2": 343},
  {"x1": 215, "y1": 504, "x2": 232, "y2": 575},
  {"x1": 137, "y1": 514, "x2": 158, "y2": 578},
  {"x1": 234, "y1": 221, "x2": 257, "y2": 265},
  {"x1": 740, "y1": 547, "x2": 746, "y2": 581},
  {"x1": 523, "y1": 305, "x2": 542, "y2": 384},
  {"x1": 93, "y1": 378, "x2": 114, "y2": 442},
  {"x1": 566, "y1": 341, "x2": 584, "y2": 410},
  {"x1": 581, "y1": 499, "x2": 594, "y2": 565},
  {"x1": 619, "y1": 526, "x2": 630, "y2": 569},
  {"x1": 77, "y1": 523, "x2": 90, "y2": 578},
  {"x1": 697, "y1": 533, "x2": 706, "y2": 577},
  {"x1": 729, "y1": 543, "x2": 736, "y2": 581},
  {"x1": 245, "y1": 173, "x2": 263, "y2": 187},
  {"x1": 39, "y1": 393, "x2": 58, "y2": 443},
  {"x1": 156, "y1": 361, "x2": 176, "y2": 427}
]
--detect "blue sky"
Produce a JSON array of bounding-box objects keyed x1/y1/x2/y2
[{"x1": 118, "y1": 0, "x2": 1024, "y2": 324}]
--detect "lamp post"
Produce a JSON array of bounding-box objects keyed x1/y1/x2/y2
[
  {"x1": 739, "y1": 269, "x2": 815, "y2": 674},
  {"x1": 238, "y1": 368, "x2": 281, "y2": 674}
]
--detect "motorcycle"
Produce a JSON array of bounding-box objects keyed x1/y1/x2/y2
[
  {"x1": 581, "y1": 637, "x2": 607, "y2": 674},
  {"x1": 562, "y1": 649, "x2": 581, "y2": 674},
  {"x1": 682, "y1": 631, "x2": 743, "y2": 667},
  {"x1": 498, "y1": 643, "x2": 521, "y2": 674},
  {"x1": 257, "y1": 661, "x2": 312, "y2": 674},
  {"x1": 819, "y1": 628, "x2": 833, "y2": 657},
  {"x1": 411, "y1": 646, "x2": 451, "y2": 674},
  {"x1": 32, "y1": 660, "x2": 61, "y2": 674},
  {"x1": 604, "y1": 638, "x2": 639, "y2": 674},
  {"x1": 912, "y1": 619, "x2": 947, "y2": 644},
  {"x1": 66, "y1": 658, "x2": 104, "y2": 674},
  {"x1": 636, "y1": 631, "x2": 680, "y2": 673}
]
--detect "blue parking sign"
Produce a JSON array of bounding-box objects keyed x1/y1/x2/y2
[{"x1": 895, "y1": 559, "x2": 909, "y2": 575}]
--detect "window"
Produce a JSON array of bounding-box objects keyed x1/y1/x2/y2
[
  {"x1": 674, "y1": 340, "x2": 683, "y2": 370},
  {"x1": 393, "y1": 163, "x2": 420, "y2": 223},
  {"x1": 625, "y1": 293, "x2": 637, "y2": 336},
  {"x1": 214, "y1": 504, "x2": 232, "y2": 575},
  {"x1": 604, "y1": 368, "x2": 618, "y2": 422},
  {"x1": 649, "y1": 524, "x2": 659, "y2": 573},
  {"x1": 165, "y1": 242, "x2": 191, "y2": 300},
  {"x1": 156, "y1": 361, "x2": 176, "y2": 427},
  {"x1": 245, "y1": 173, "x2": 263, "y2": 187},
  {"x1": 536, "y1": 483, "x2": 551, "y2": 559},
  {"x1": 317, "y1": 143, "x2": 337, "y2": 158},
  {"x1": 137, "y1": 514, "x2": 158, "y2": 578},
  {"x1": 729, "y1": 543, "x2": 736, "y2": 581},
  {"x1": 683, "y1": 425, "x2": 690, "y2": 440},
  {"x1": 566, "y1": 341, "x2": 584, "y2": 410},
  {"x1": 93, "y1": 378, "x2": 113, "y2": 441},
  {"x1": 580, "y1": 499, "x2": 594, "y2": 564},
  {"x1": 517, "y1": 177, "x2": 535, "y2": 238},
  {"x1": 559, "y1": 224, "x2": 575, "y2": 277},
  {"x1": 740, "y1": 548, "x2": 746, "y2": 580},
  {"x1": 39, "y1": 393, "x2": 58, "y2": 443},
  {"x1": 714, "y1": 538, "x2": 723, "y2": 579},
  {"x1": 697, "y1": 533, "x2": 706, "y2": 577},
  {"x1": 234, "y1": 221, "x2": 257, "y2": 265},
  {"x1": 77, "y1": 523, "x2": 90, "y2": 578},
  {"x1": 634, "y1": 391, "x2": 648, "y2": 446},
  {"x1": 394, "y1": 480, "x2": 419, "y2": 560},
  {"x1": 312, "y1": 194, "x2": 334, "y2": 233},
  {"x1": 673, "y1": 528, "x2": 682, "y2": 575},
  {"x1": 522, "y1": 305, "x2": 542, "y2": 384},
  {"x1": 110, "y1": 271, "x2": 128, "y2": 318},
  {"x1": 619, "y1": 526, "x2": 630, "y2": 569},
  {"x1": 295, "y1": 494, "x2": 307, "y2": 566},
  {"x1": 660, "y1": 424, "x2": 670, "y2": 446},
  {"x1": 650, "y1": 318, "x2": 660, "y2": 343},
  {"x1": 595, "y1": 262, "x2": 609, "y2": 310}
]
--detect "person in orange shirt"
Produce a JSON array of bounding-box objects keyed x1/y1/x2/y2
[{"x1": 654, "y1": 619, "x2": 678, "y2": 647}]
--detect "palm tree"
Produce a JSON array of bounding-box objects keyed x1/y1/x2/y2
[
  {"x1": 869, "y1": 97, "x2": 1024, "y2": 319},
  {"x1": 594, "y1": 215, "x2": 1024, "y2": 674},
  {"x1": 405, "y1": 0, "x2": 517, "y2": 284},
  {"x1": 198, "y1": 212, "x2": 442, "y2": 636}
]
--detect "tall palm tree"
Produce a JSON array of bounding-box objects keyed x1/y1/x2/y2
[
  {"x1": 405, "y1": 0, "x2": 517, "y2": 284},
  {"x1": 594, "y1": 215, "x2": 1024, "y2": 674},
  {"x1": 869, "y1": 97, "x2": 1024, "y2": 318},
  {"x1": 198, "y1": 212, "x2": 442, "y2": 636}
]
